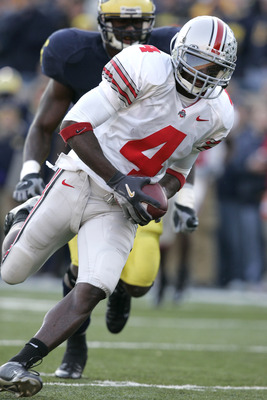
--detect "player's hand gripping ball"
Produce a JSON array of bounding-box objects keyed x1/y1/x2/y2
[{"x1": 141, "y1": 183, "x2": 168, "y2": 220}]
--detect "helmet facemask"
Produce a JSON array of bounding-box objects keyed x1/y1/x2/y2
[
  {"x1": 98, "y1": 14, "x2": 154, "y2": 50},
  {"x1": 98, "y1": 0, "x2": 155, "y2": 51},
  {"x1": 173, "y1": 44, "x2": 236, "y2": 99}
]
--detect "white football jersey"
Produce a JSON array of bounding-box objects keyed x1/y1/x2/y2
[{"x1": 60, "y1": 44, "x2": 234, "y2": 191}]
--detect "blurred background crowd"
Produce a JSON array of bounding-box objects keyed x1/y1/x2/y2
[{"x1": 0, "y1": 0, "x2": 266, "y2": 302}]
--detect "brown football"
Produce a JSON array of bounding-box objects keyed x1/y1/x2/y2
[{"x1": 141, "y1": 183, "x2": 168, "y2": 219}]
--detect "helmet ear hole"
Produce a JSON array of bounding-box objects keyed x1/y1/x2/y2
[
  {"x1": 98, "y1": 0, "x2": 155, "y2": 51},
  {"x1": 171, "y1": 16, "x2": 237, "y2": 100}
]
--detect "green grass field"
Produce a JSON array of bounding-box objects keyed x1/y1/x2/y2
[{"x1": 0, "y1": 277, "x2": 267, "y2": 400}]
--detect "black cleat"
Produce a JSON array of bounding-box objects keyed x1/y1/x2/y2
[
  {"x1": 55, "y1": 361, "x2": 85, "y2": 379},
  {"x1": 0, "y1": 361, "x2": 42, "y2": 397},
  {"x1": 106, "y1": 281, "x2": 131, "y2": 334},
  {"x1": 4, "y1": 196, "x2": 40, "y2": 236},
  {"x1": 55, "y1": 334, "x2": 87, "y2": 379}
]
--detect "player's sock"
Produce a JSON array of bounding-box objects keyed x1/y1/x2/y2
[{"x1": 10, "y1": 338, "x2": 48, "y2": 368}]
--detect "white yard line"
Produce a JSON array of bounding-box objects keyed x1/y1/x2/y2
[
  {"x1": 0, "y1": 340, "x2": 266, "y2": 354},
  {"x1": 43, "y1": 380, "x2": 267, "y2": 391}
]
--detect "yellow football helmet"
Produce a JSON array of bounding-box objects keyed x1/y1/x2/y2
[
  {"x1": 98, "y1": 0, "x2": 155, "y2": 50},
  {"x1": 0, "y1": 67, "x2": 22, "y2": 96}
]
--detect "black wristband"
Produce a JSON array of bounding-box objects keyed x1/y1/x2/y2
[
  {"x1": 23, "y1": 173, "x2": 40, "y2": 180},
  {"x1": 106, "y1": 171, "x2": 125, "y2": 188}
]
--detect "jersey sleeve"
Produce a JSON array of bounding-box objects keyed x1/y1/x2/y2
[
  {"x1": 167, "y1": 152, "x2": 199, "y2": 183},
  {"x1": 63, "y1": 85, "x2": 118, "y2": 127},
  {"x1": 100, "y1": 44, "x2": 171, "y2": 109},
  {"x1": 194, "y1": 90, "x2": 235, "y2": 152},
  {"x1": 63, "y1": 45, "x2": 170, "y2": 126},
  {"x1": 40, "y1": 29, "x2": 76, "y2": 86},
  {"x1": 168, "y1": 91, "x2": 235, "y2": 180}
]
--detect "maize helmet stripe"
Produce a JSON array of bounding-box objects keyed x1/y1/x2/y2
[{"x1": 99, "y1": 0, "x2": 155, "y2": 15}]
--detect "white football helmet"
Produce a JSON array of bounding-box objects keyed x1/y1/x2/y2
[
  {"x1": 98, "y1": 0, "x2": 155, "y2": 51},
  {"x1": 171, "y1": 16, "x2": 237, "y2": 100}
]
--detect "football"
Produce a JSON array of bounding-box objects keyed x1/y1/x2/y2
[{"x1": 141, "y1": 183, "x2": 168, "y2": 219}]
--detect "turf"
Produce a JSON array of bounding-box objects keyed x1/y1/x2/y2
[{"x1": 0, "y1": 278, "x2": 266, "y2": 400}]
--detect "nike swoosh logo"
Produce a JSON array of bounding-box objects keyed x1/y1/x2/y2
[
  {"x1": 196, "y1": 116, "x2": 209, "y2": 122},
  {"x1": 125, "y1": 183, "x2": 135, "y2": 198},
  {"x1": 29, "y1": 342, "x2": 38, "y2": 348},
  {"x1": 76, "y1": 127, "x2": 87, "y2": 134},
  {"x1": 62, "y1": 179, "x2": 75, "y2": 188}
]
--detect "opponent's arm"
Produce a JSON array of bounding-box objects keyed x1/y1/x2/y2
[
  {"x1": 61, "y1": 120, "x2": 160, "y2": 226},
  {"x1": 13, "y1": 79, "x2": 73, "y2": 201},
  {"x1": 172, "y1": 166, "x2": 199, "y2": 233},
  {"x1": 158, "y1": 164, "x2": 198, "y2": 233}
]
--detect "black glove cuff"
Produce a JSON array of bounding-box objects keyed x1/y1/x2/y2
[
  {"x1": 23, "y1": 173, "x2": 40, "y2": 180},
  {"x1": 174, "y1": 203, "x2": 195, "y2": 215},
  {"x1": 106, "y1": 171, "x2": 125, "y2": 188}
]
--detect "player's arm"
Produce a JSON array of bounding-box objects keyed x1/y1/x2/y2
[
  {"x1": 60, "y1": 119, "x2": 160, "y2": 226},
  {"x1": 172, "y1": 165, "x2": 199, "y2": 233},
  {"x1": 172, "y1": 123, "x2": 231, "y2": 233},
  {"x1": 158, "y1": 173, "x2": 181, "y2": 199},
  {"x1": 13, "y1": 79, "x2": 73, "y2": 202},
  {"x1": 157, "y1": 168, "x2": 198, "y2": 231},
  {"x1": 165, "y1": 154, "x2": 199, "y2": 233},
  {"x1": 24, "y1": 79, "x2": 72, "y2": 164}
]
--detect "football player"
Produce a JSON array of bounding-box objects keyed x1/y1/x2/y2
[
  {"x1": 3, "y1": 0, "x2": 198, "y2": 380},
  {"x1": 0, "y1": 15, "x2": 237, "y2": 397}
]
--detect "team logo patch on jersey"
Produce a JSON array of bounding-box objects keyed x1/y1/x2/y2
[{"x1": 178, "y1": 109, "x2": 186, "y2": 118}]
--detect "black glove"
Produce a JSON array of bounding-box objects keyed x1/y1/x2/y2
[
  {"x1": 173, "y1": 203, "x2": 199, "y2": 233},
  {"x1": 13, "y1": 173, "x2": 45, "y2": 202},
  {"x1": 107, "y1": 171, "x2": 160, "y2": 225}
]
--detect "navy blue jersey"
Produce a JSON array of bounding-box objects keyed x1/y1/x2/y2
[{"x1": 41, "y1": 26, "x2": 179, "y2": 104}]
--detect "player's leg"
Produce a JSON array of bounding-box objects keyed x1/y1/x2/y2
[
  {"x1": 1, "y1": 169, "x2": 90, "y2": 285},
  {"x1": 2, "y1": 196, "x2": 40, "y2": 257},
  {"x1": 0, "y1": 177, "x2": 136, "y2": 397},
  {"x1": 173, "y1": 232, "x2": 191, "y2": 303},
  {"x1": 106, "y1": 220, "x2": 162, "y2": 333},
  {"x1": 55, "y1": 237, "x2": 90, "y2": 379},
  {"x1": 57, "y1": 222, "x2": 162, "y2": 370},
  {"x1": 2, "y1": 201, "x2": 89, "y2": 380},
  {"x1": 154, "y1": 243, "x2": 169, "y2": 306},
  {"x1": 2, "y1": 198, "x2": 89, "y2": 379},
  {"x1": 0, "y1": 282, "x2": 105, "y2": 398}
]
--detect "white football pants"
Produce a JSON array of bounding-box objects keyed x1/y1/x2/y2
[{"x1": 1, "y1": 169, "x2": 136, "y2": 296}]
